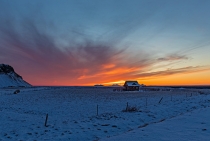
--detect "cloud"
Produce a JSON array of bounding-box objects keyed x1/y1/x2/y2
[
  {"x1": 136, "y1": 66, "x2": 210, "y2": 79},
  {"x1": 0, "y1": 18, "x2": 155, "y2": 85},
  {"x1": 0, "y1": 12, "x2": 209, "y2": 86},
  {"x1": 157, "y1": 54, "x2": 188, "y2": 61}
]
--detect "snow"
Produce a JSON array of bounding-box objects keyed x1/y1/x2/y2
[
  {"x1": 101, "y1": 107, "x2": 210, "y2": 141},
  {"x1": 0, "y1": 73, "x2": 31, "y2": 88},
  {"x1": 0, "y1": 87, "x2": 210, "y2": 141}
]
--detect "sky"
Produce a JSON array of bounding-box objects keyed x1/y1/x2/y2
[{"x1": 0, "y1": 0, "x2": 210, "y2": 86}]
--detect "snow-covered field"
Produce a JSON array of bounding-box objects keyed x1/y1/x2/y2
[{"x1": 0, "y1": 86, "x2": 210, "y2": 141}]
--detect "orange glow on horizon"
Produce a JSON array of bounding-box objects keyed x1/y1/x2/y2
[
  {"x1": 27, "y1": 68, "x2": 210, "y2": 86},
  {"x1": 140, "y1": 70, "x2": 210, "y2": 86}
]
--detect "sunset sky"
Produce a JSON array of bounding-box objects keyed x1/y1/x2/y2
[{"x1": 0, "y1": 0, "x2": 210, "y2": 86}]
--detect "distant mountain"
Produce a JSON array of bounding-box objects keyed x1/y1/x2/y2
[{"x1": 0, "y1": 64, "x2": 31, "y2": 88}]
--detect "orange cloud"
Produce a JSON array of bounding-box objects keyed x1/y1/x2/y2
[{"x1": 1, "y1": 18, "x2": 210, "y2": 86}]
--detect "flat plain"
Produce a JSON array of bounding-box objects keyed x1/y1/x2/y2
[{"x1": 0, "y1": 86, "x2": 209, "y2": 141}]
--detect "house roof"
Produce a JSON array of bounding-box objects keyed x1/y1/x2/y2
[{"x1": 124, "y1": 81, "x2": 140, "y2": 86}]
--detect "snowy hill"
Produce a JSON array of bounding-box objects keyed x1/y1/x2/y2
[{"x1": 0, "y1": 64, "x2": 31, "y2": 87}]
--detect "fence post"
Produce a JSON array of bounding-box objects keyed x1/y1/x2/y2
[
  {"x1": 159, "y1": 97, "x2": 163, "y2": 104},
  {"x1": 45, "y1": 114, "x2": 48, "y2": 127}
]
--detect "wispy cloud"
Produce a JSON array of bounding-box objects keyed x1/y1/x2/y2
[
  {"x1": 157, "y1": 54, "x2": 188, "y2": 61},
  {"x1": 0, "y1": 18, "x2": 152, "y2": 85},
  {"x1": 136, "y1": 66, "x2": 209, "y2": 78},
  {"x1": 0, "y1": 17, "x2": 209, "y2": 85}
]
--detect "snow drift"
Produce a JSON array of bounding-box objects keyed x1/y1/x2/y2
[{"x1": 0, "y1": 64, "x2": 31, "y2": 87}]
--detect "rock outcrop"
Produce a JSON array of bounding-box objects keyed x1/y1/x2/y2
[{"x1": 0, "y1": 64, "x2": 31, "y2": 87}]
